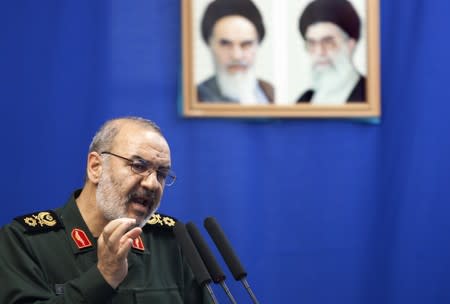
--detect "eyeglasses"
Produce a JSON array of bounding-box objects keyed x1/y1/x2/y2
[{"x1": 100, "y1": 151, "x2": 176, "y2": 186}]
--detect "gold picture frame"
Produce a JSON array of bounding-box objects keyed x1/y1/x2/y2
[{"x1": 181, "y1": 0, "x2": 380, "y2": 118}]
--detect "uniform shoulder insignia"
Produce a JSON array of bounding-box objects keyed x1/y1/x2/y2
[
  {"x1": 144, "y1": 213, "x2": 177, "y2": 231},
  {"x1": 14, "y1": 210, "x2": 63, "y2": 234}
]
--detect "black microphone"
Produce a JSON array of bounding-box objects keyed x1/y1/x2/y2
[
  {"x1": 186, "y1": 222, "x2": 237, "y2": 304},
  {"x1": 173, "y1": 222, "x2": 219, "y2": 304},
  {"x1": 204, "y1": 217, "x2": 260, "y2": 304}
]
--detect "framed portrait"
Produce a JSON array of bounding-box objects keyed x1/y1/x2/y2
[{"x1": 181, "y1": 0, "x2": 380, "y2": 118}]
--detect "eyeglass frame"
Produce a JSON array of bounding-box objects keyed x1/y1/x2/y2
[{"x1": 100, "y1": 151, "x2": 176, "y2": 186}]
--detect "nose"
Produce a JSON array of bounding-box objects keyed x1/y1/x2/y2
[
  {"x1": 140, "y1": 170, "x2": 160, "y2": 190},
  {"x1": 317, "y1": 43, "x2": 328, "y2": 56},
  {"x1": 311, "y1": 43, "x2": 328, "y2": 57},
  {"x1": 230, "y1": 45, "x2": 244, "y2": 61}
]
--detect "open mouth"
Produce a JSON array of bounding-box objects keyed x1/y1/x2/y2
[
  {"x1": 128, "y1": 196, "x2": 153, "y2": 215},
  {"x1": 128, "y1": 189, "x2": 157, "y2": 217},
  {"x1": 134, "y1": 196, "x2": 150, "y2": 206}
]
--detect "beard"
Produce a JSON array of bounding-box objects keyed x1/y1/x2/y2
[
  {"x1": 96, "y1": 164, "x2": 160, "y2": 228},
  {"x1": 310, "y1": 46, "x2": 358, "y2": 104},
  {"x1": 216, "y1": 62, "x2": 262, "y2": 105}
]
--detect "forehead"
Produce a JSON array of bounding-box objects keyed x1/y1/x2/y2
[
  {"x1": 113, "y1": 123, "x2": 171, "y2": 163},
  {"x1": 305, "y1": 22, "x2": 346, "y2": 40},
  {"x1": 211, "y1": 15, "x2": 258, "y2": 42}
]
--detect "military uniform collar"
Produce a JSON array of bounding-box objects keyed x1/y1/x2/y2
[
  {"x1": 59, "y1": 189, "x2": 97, "y2": 254},
  {"x1": 58, "y1": 189, "x2": 178, "y2": 255}
]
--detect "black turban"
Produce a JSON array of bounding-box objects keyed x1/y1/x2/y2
[
  {"x1": 299, "y1": 0, "x2": 361, "y2": 40},
  {"x1": 201, "y1": 0, "x2": 265, "y2": 44}
]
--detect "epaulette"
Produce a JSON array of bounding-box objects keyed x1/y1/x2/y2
[
  {"x1": 14, "y1": 210, "x2": 63, "y2": 234},
  {"x1": 144, "y1": 213, "x2": 177, "y2": 231}
]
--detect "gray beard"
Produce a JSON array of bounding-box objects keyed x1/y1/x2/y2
[
  {"x1": 96, "y1": 165, "x2": 158, "y2": 228},
  {"x1": 216, "y1": 69, "x2": 260, "y2": 104},
  {"x1": 311, "y1": 49, "x2": 357, "y2": 99}
]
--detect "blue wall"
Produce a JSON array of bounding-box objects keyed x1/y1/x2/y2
[{"x1": 2, "y1": 1, "x2": 450, "y2": 303}]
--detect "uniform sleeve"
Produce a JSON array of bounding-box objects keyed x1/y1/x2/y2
[{"x1": 0, "y1": 224, "x2": 115, "y2": 304}]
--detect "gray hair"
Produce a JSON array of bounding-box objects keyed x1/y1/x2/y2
[
  {"x1": 84, "y1": 117, "x2": 163, "y2": 183},
  {"x1": 88, "y1": 116, "x2": 162, "y2": 153}
]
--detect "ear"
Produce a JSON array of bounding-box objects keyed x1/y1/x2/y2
[{"x1": 86, "y1": 152, "x2": 102, "y2": 184}]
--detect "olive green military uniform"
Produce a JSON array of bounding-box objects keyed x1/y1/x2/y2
[{"x1": 0, "y1": 190, "x2": 210, "y2": 303}]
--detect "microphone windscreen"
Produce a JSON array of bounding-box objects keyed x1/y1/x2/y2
[
  {"x1": 204, "y1": 217, "x2": 247, "y2": 280},
  {"x1": 173, "y1": 222, "x2": 212, "y2": 286},
  {"x1": 186, "y1": 222, "x2": 226, "y2": 283}
]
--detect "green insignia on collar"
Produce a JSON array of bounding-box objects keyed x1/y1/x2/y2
[
  {"x1": 145, "y1": 213, "x2": 177, "y2": 230},
  {"x1": 14, "y1": 210, "x2": 63, "y2": 234}
]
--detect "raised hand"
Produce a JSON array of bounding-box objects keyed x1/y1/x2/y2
[{"x1": 97, "y1": 218, "x2": 142, "y2": 289}]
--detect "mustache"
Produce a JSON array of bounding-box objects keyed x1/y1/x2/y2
[
  {"x1": 226, "y1": 61, "x2": 249, "y2": 69},
  {"x1": 127, "y1": 187, "x2": 156, "y2": 206},
  {"x1": 312, "y1": 59, "x2": 335, "y2": 70}
]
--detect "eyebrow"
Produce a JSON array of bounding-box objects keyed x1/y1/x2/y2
[
  {"x1": 306, "y1": 35, "x2": 336, "y2": 42},
  {"x1": 240, "y1": 40, "x2": 255, "y2": 46},
  {"x1": 218, "y1": 38, "x2": 256, "y2": 45},
  {"x1": 218, "y1": 38, "x2": 232, "y2": 45},
  {"x1": 130, "y1": 154, "x2": 171, "y2": 169}
]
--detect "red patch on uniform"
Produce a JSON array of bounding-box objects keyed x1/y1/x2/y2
[
  {"x1": 132, "y1": 236, "x2": 145, "y2": 251},
  {"x1": 71, "y1": 228, "x2": 92, "y2": 249}
]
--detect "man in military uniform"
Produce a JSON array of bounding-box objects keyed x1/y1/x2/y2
[{"x1": 0, "y1": 117, "x2": 211, "y2": 303}]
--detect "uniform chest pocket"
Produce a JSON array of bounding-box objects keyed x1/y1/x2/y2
[{"x1": 112, "y1": 286, "x2": 183, "y2": 304}]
